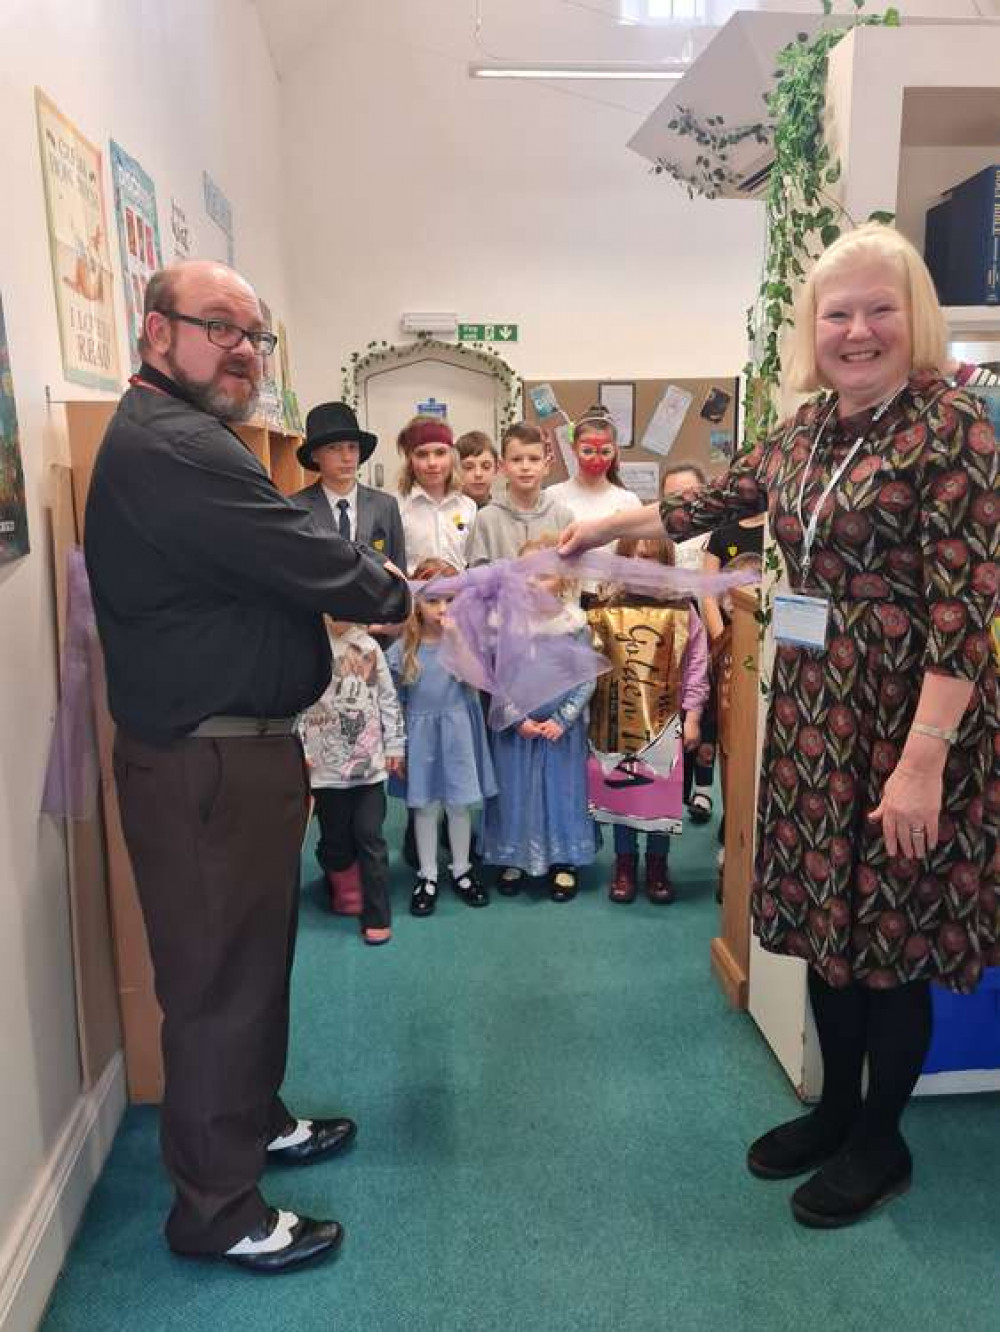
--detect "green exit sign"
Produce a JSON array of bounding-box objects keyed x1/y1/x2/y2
[{"x1": 458, "y1": 322, "x2": 519, "y2": 343}]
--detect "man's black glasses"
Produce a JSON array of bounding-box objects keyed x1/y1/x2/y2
[{"x1": 158, "y1": 311, "x2": 278, "y2": 355}]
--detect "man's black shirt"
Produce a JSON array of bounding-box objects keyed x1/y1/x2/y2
[{"x1": 84, "y1": 375, "x2": 409, "y2": 743}]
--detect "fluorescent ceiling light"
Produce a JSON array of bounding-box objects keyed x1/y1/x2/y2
[{"x1": 470, "y1": 63, "x2": 685, "y2": 81}]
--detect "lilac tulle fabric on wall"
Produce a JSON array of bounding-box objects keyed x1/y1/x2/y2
[{"x1": 42, "y1": 548, "x2": 100, "y2": 820}]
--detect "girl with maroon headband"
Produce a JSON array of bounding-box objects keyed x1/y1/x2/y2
[{"x1": 396, "y1": 414, "x2": 477, "y2": 574}]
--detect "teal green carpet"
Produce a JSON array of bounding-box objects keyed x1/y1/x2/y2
[{"x1": 43, "y1": 804, "x2": 1000, "y2": 1330}]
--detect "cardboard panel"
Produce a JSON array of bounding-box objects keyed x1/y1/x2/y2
[
  {"x1": 66, "y1": 402, "x2": 165, "y2": 1102},
  {"x1": 49, "y1": 464, "x2": 123, "y2": 1089}
]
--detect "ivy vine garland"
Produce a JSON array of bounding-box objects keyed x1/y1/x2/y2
[
  {"x1": 653, "y1": 0, "x2": 900, "y2": 685},
  {"x1": 655, "y1": 0, "x2": 899, "y2": 453},
  {"x1": 340, "y1": 337, "x2": 522, "y2": 431}
]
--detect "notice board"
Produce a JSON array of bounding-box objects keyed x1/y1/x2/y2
[{"x1": 523, "y1": 376, "x2": 741, "y2": 495}]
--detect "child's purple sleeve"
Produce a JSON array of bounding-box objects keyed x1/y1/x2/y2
[{"x1": 681, "y1": 608, "x2": 710, "y2": 712}]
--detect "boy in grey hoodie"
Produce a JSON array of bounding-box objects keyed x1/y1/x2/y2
[{"x1": 467, "y1": 423, "x2": 575, "y2": 565}]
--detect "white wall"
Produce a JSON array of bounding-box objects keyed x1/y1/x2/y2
[
  {"x1": 0, "y1": 2, "x2": 288, "y2": 1325},
  {"x1": 279, "y1": 1, "x2": 766, "y2": 437}
]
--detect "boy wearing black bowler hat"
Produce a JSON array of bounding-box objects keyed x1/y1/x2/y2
[{"x1": 293, "y1": 401, "x2": 407, "y2": 575}]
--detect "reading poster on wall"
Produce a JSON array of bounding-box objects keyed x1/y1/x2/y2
[
  {"x1": 0, "y1": 297, "x2": 29, "y2": 563},
  {"x1": 35, "y1": 89, "x2": 121, "y2": 391},
  {"x1": 110, "y1": 139, "x2": 163, "y2": 371}
]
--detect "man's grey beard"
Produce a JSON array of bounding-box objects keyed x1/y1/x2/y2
[{"x1": 165, "y1": 353, "x2": 258, "y2": 424}]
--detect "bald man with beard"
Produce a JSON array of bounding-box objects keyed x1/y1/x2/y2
[{"x1": 85, "y1": 261, "x2": 410, "y2": 1273}]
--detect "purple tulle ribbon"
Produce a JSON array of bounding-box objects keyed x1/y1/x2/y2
[
  {"x1": 42, "y1": 548, "x2": 100, "y2": 820},
  {"x1": 416, "y1": 549, "x2": 757, "y2": 728},
  {"x1": 429, "y1": 562, "x2": 610, "y2": 729}
]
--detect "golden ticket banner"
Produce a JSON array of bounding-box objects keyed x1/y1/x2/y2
[
  {"x1": 36, "y1": 88, "x2": 121, "y2": 391},
  {"x1": 587, "y1": 605, "x2": 689, "y2": 753}
]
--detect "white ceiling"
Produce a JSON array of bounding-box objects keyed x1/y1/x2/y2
[
  {"x1": 251, "y1": 0, "x2": 719, "y2": 90},
  {"x1": 252, "y1": 0, "x2": 1000, "y2": 90}
]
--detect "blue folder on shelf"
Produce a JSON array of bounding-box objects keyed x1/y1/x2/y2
[{"x1": 924, "y1": 164, "x2": 1000, "y2": 306}]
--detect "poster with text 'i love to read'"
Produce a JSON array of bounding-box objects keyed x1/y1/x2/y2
[{"x1": 36, "y1": 88, "x2": 121, "y2": 391}]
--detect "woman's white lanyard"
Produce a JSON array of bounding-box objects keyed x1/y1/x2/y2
[{"x1": 794, "y1": 385, "x2": 906, "y2": 585}]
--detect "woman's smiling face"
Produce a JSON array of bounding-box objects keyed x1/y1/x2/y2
[{"x1": 814, "y1": 257, "x2": 913, "y2": 414}]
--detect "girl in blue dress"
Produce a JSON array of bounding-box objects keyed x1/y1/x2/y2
[
  {"x1": 388, "y1": 558, "x2": 496, "y2": 917},
  {"x1": 481, "y1": 536, "x2": 597, "y2": 902}
]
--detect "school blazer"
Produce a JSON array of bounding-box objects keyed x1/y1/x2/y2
[{"x1": 292, "y1": 480, "x2": 407, "y2": 572}]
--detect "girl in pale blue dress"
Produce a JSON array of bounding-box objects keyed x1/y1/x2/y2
[
  {"x1": 480, "y1": 542, "x2": 597, "y2": 902},
  {"x1": 388, "y1": 559, "x2": 496, "y2": 917}
]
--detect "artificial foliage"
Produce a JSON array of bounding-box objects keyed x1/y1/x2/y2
[
  {"x1": 655, "y1": 0, "x2": 899, "y2": 454},
  {"x1": 654, "y1": 0, "x2": 900, "y2": 681},
  {"x1": 340, "y1": 337, "x2": 522, "y2": 431}
]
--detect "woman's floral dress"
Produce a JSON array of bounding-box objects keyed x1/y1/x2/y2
[{"x1": 662, "y1": 373, "x2": 1000, "y2": 992}]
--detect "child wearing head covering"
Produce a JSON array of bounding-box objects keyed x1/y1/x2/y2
[{"x1": 396, "y1": 415, "x2": 477, "y2": 573}]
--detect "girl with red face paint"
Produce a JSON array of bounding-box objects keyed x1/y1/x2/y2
[{"x1": 547, "y1": 406, "x2": 641, "y2": 551}]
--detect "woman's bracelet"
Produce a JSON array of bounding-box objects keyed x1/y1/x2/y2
[{"x1": 909, "y1": 720, "x2": 958, "y2": 744}]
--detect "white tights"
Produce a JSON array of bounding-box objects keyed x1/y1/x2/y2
[{"x1": 413, "y1": 803, "x2": 473, "y2": 882}]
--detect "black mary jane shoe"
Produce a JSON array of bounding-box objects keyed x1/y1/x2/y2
[
  {"x1": 747, "y1": 1110, "x2": 854, "y2": 1181},
  {"x1": 224, "y1": 1210, "x2": 344, "y2": 1274},
  {"x1": 410, "y1": 876, "x2": 438, "y2": 917},
  {"x1": 549, "y1": 866, "x2": 578, "y2": 902},
  {"x1": 790, "y1": 1137, "x2": 913, "y2": 1229},
  {"x1": 497, "y1": 868, "x2": 524, "y2": 897},
  {"x1": 267, "y1": 1117, "x2": 357, "y2": 1166},
  {"x1": 453, "y1": 869, "x2": 490, "y2": 907}
]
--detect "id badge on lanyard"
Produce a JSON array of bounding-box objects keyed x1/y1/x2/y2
[
  {"x1": 775, "y1": 383, "x2": 908, "y2": 652},
  {"x1": 775, "y1": 397, "x2": 872, "y2": 652},
  {"x1": 773, "y1": 592, "x2": 830, "y2": 650}
]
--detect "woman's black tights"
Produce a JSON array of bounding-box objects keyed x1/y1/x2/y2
[{"x1": 808, "y1": 969, "x2": 933, "y2": 1146}]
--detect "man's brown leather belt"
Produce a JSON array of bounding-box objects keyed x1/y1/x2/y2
[{"x1": 189, "y1": 716, "x2": 297, "y2": 738}]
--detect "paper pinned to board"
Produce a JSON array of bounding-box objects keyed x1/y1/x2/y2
[
  {"x1": 641, "y1": 385, "x2": 691, "y2": 457},
  {"x1": 618, "y1": 461, "x2": 660, "y2": 503},
  {"x1": 529, "y1": 383, "x2": 562, "y2": 420},
  {"x1": 709, "y1": 429, "x2": 733, "y2": 465},
  {"x1": 552, "y1": 422, "x2": 576, "y2": 476},
  {"x1": 598, "y1": 382, "x2": 635, "y2": 449}
]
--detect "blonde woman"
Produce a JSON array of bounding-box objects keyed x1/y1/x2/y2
[{"x1": 561, "y1": 223, "x2": 1000, "y2": 1230}]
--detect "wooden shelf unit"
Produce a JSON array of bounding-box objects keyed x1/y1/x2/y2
[{"x1": 710, "y1": 587, "x2": 760, "y2": 1011}]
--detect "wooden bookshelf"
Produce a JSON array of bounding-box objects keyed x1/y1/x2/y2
[
  {"x1": 267, "y1": 431, "x2": 307, "y2": 496},
  {"x1": 710, "y1": 586, "x2": 760, "y2": 1011}
]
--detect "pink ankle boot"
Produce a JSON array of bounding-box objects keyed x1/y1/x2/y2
[{"x1": 327, "y1": 862, "x2": 363, "y2": 916}]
